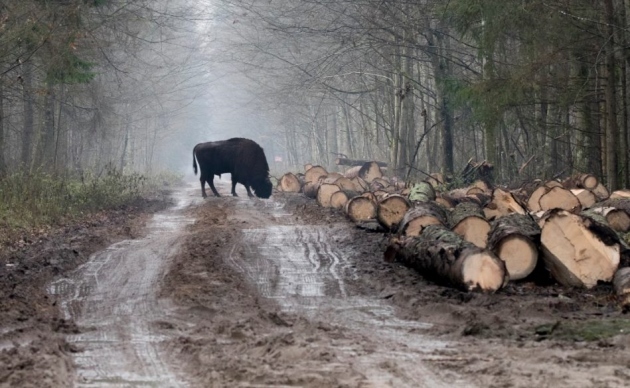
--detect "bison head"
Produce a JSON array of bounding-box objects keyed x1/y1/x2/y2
[{"x1": 253, "y1": 176, "x2": 273, "y2": 198}]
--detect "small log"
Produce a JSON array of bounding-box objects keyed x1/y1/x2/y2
[
  {"x1": 304, "y1": 163, "x2": 313, "y2": 172},
  {"x1": 361, "y1": 192, "x2": 376, "y2": 202},
  {"x1": 322, "y1": 173, "x2": 344, "y2": 184},
  {"x1": 377, "y1": 194, "x2": 411, "y2": 231},
  {"x1": 278, "y1": 172, "x2": 302, "y2": 193},
  {"x1": 408, "y1": 182, "x2": 436, "y2": 202},
  {"x1": 540, "y1": 209, "x2": 620, "y2": 288},
  {"x1": 450, "y1": 202, "x2": 491, "y2": 248},
  {"x1": 544, "y1": 180, "x2": 563, "y2": 189},
  {"x1": 344, "y1": 166, "x2": 361, "y2": 179},
  {"x1": 336, "y1": 158, "x2": 388, "y2": 167},
  {"x1": 351, "y1": 176, "x2": 369, "y2": 192},
  {"x1": 613, "y1": 267, "x2": 630, "y2": 309},
  {"x1": 316, "y1": 183, "x2": 341, "y2": 208},
  {"x1": 539, "y1": 186, "x2": 581, "y2": 212},
  {"x1": 610, "y1": 190, "x2": 630, "y2": 200},
  {"x1": 488, "y1": 213, "x2": 541, "y2": 281},
  {"x1": 588, "y1": 199, "x2": 630, "y2": 233},
  {"x1": 399, "y1": 201, "x2": 449, "y2": 237},
  {"x1": 330, "y1": 189, "x2": 359, "y2": 210},
  {"x1": 466, "y1": 187, "x2": 485, "y2": 195},
  {"x1": 305, "y1": 165, "x2": 328, "y2": 183},
  {"x1": 570, "y1": 189, "x2": 597, "y2": 209},
  {"x1": 358, "y1": 161, "x2": 383, "y2": 183},
  {"x1": 483, "y1": 188, "x2": 526, "y2": 221},
  {"x1": 591, "y1": 183, "x2": 610, "y2": 200},
  {"x1": 562, "y1": 173, "x2": 599, "y2": 190},
  {"x1": 345, "y1": 196, "x2": 378, "y2": 222},
  {"x1": 390, "y1": 176, "x2": 406, "y2": 191},
  {"x1": 385, "y1": 225, "x2": 508, "y2": 292}
]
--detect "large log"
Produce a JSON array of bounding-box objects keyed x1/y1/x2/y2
[
  {"x1": 278, "y1": 172, "x2": 302, "y2": 193},
  {"x1": 345, "y1": 196, "x2": 378, "y2": 222},
  {"x1": 358, "y1": 161, "x2": 383, "y2": 183},
  {"x1": 304, "y1": 165, "x2": 328, "y2": 183},
  {"x1": 540, "y1": 209, "x2": 620, "y2": 288},
  {"x1": 316, "y1": 183, "x2": 341, "y2": 208},
  {"x1": 399, "y1": 201, "x2": 449, "y2": 237},
  {"x1": 336, "y1": 158, "x2": 388, "y2": 167},
  {"x1": 488, "y1": 213, "x2": 541, "y2": 280},
  {"x1": 385, "y1": 225, "x2": 508, "y2": 292},
  {"x1": 450, "y1": 202, "x2": 491, "y2": 248},
  {"x1": 330, "y1": 189, "x2": 359, "y2": 210},
  {"x1": 539, "y1": 186, "x2": 581, "y2": 212},
  {"x1": 377, "y1": 194, "x2": 411, "y2": 231}
]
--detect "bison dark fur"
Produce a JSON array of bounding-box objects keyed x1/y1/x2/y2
[{"x1": 193, "y1": 138, "x2": 273, "y2": 199}]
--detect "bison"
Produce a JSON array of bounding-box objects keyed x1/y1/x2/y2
[{"x1": 192, "y1": 137, "x2": 273, "y2": 199}]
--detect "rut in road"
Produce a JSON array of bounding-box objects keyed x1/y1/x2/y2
[
  {"x1": 48, "y1": 186, "x2": 200, "y2": 387},
  {"x1": 231, "y1": 199, "x2": 471, "y2": 387}
]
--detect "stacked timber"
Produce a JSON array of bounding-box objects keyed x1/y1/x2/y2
[
  {"x1": 385, "y1": 225, "x2": 508, "y2": 292},
  {"x1": 487, "y1": 213, "x2": 541, "y2": 280}
]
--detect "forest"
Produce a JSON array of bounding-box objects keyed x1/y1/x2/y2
[{"x1": 0, "y1": 0, "x2": 629, "y2": 196}]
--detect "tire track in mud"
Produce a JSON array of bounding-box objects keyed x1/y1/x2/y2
[
  {"x1": 231, "y1": 200, "x2": 471, "y2": 388},
  {"x1": 47, "y1": 186, "x2": 201, "y2": 387}
]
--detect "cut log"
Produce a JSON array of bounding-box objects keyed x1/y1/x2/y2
[
  {"x1": 345, "y1": 196, "x2": 378, "y2": 222},
  {"x1": 539, "y1": 186, "x2": 581, "y2": 212},
  {"x1": 570, "y1": 189, "x2": 597, "y2": 209},
  {"x1": 390, "y1": 176, "x2": 406, "y2": 191},
  {"x1": 544, "y1": 180, "x2": 563, "y2": 189},
  {"x1": 316, "y1": 183, "x2": 341, "y2": 208},
  {"x1": 450, "y1": 202, "x2": 491, "y2": 248},
  {"x1": 488, "y1": 213, "x2": 541, "y2": 281},
  {"x1": 483, "y1": 188, "x2": 526, "y2": 220},
  {"x1": 588, "y1": 199, "x2": 630, "y2": 233},
  {"x1": 466, "y1": 187, "x2": 485, "y2": 196},
  {"x1": 322, "y1": 173, "x2": 344, "y2": 184},
  {"x1": 562, "y1": 173, "x2": 599, "y2": 190},
  {"x1": 613, "y1": 267, "x2": 630, "y2": 309},
  {"x1": 540, "y1": 209, "x2": 620, "y2": 288},
  {"x1": 591, "y1": 183, "x2": 610, "y2": 201},
  {"x1": 399, "y1": 201, "x2": 449, "y2": 237},
  {"x1": 333, "y1": 177, "x2": 356, "y2": 191},
  {"x1": 351, "y1": 176, "x2": 369, "y2": 192},
  {"x1": 304, "y1": 163, "x2": 313, "y2": 172},
  {"x1": 408, "y1": 182, "x2": 436, "y2": 202},
  {"x1": 278, "y1": 172, "x2": 302, "y2": 193},
  {"x1": 377, "y1": 194, "x2": 411, "y2": 231},
  {"x1": 610, "y1": 190, "x2": 630, "y2": 200},
  {"x1": 526, "y1": 186, "x2": 548, "y2": 212},
  {"x1": 385, "y1": 225, "x2": 508, "y2": 292},
  {"x1": 303, "y1": 180, "x2": 321, "y2": 199},
  {"x1": 336, "y1": 158, "x2": 388, "y2": 167},
  {"x1": 344, "y1": 166, "x2": 361, "y2": 179},
  {"x1": 358, "y1": 161, "x2": 383, "y2": 183},
  {"x1": 304, "y1": 165, "x2": 328, "y2": 183},
  {"x1": 361, "y1": 192, "x2": 376, "y2": 202},
  {"x1": 330, "y1": 189, "x2": 359, "y2": 210}
]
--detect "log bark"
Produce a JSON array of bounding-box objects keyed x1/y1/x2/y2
[
  {"x1": 336, "y1": 158, "x2": 388, "y2": 167},
  {"x1": 408, "y1": 181, "x2": 436, "y2": 202},
  {"x1": 588, "y1": 198, "x2": 630, "y2": 233},
  {"x1": 540, "y1": 209, "x2": 620, "y2": 288},
  {"x1": 483, "y1": 188, "x2": 526, "y2": 220},
  {"x1": 488, "y1": 213, "x2": 541, "y2": 280},
  {"x1": 304, "y1": 165, "x2": 328, "y2": 183},
  {"x1": 450, "y1": 202, "x2": 491, "y2": 248},
  {"x1": 278, "y1": 172, "x2": 302, "y2": 193},
  {"x1": 385, "y1": 225, "x2": 508, "y2": 292},
  {"x1": 345, "y1": 196, "x2": 378, "y2": 222},
  {"x1": 399, "y1": 201, "x2": 449, "y2": 237},
  {"x1": 303, "y1": 180, "x2": 321, "y2": 199},
  {"x1": 316, "y1": 183, "x2": 341, "y2": 208},
  {"x1": 376, "y1": 194, "x2": 411, "y2": 231},
  {"x1": 358, "y1": 161, "x2": 383, "y2": 182}
]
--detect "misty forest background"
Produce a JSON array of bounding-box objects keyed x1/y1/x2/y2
[{"x1": 1, "y1": 0, "x2": 630, "y2": 195}]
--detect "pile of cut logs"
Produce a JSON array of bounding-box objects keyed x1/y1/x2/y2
[{"x1": 277, "y1": 162, "x2": 630, "y2": 307}]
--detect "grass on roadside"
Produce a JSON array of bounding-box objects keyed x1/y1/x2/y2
[{"x1": 0, "y1": 167, "x2": 182, "y2": 236}]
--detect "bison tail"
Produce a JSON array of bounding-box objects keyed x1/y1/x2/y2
[{"x1": 193, "y1": 149, "x2": 198, "y2": 175}]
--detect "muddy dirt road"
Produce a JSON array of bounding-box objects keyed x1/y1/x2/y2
[{"x1": 4, "y1": 177, "x2": 630, "y2": 387}]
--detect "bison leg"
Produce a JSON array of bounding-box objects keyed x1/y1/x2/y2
[
  {"x1": 245, "y1": 185, "x2": 254, "y2": 198},
  {"x1": 208, "y1": 177, "x2": 221, "y2": 197},
  {"x1": 231, "y1": 180, "x2": 239, "y2": 197},
  {"x1": 199, "y1": 174, "x2": 208, "y2": 198}
]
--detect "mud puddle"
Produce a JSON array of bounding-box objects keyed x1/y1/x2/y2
[
  {"x1": 231, "y1": 200, "x2": 469, "y2": 387},
  {"x1": 47, "y1": 185, "x2": 201, "y2": 387}
]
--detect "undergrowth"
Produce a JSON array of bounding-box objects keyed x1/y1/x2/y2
[{"x1": 0, "y1": 167, "x2": 181, "y2": 231}]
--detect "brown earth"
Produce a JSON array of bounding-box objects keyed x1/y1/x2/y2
[{"x1": 2, "y1": 181, "x2": 630, "y2": 387}]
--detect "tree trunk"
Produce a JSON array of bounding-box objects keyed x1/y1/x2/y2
[
  {"x1": 604, "y1": 0, "x2": 619, "y2": 190},
  {"x1": 385, "y1": 225, "x2": 508, "y2": 292},
  {"x1": 0, "y1": 81, "x2": 5, "y2": 176},
  {"x1": 21, "y1": 61, "x2": 34, "y2": 168}
]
